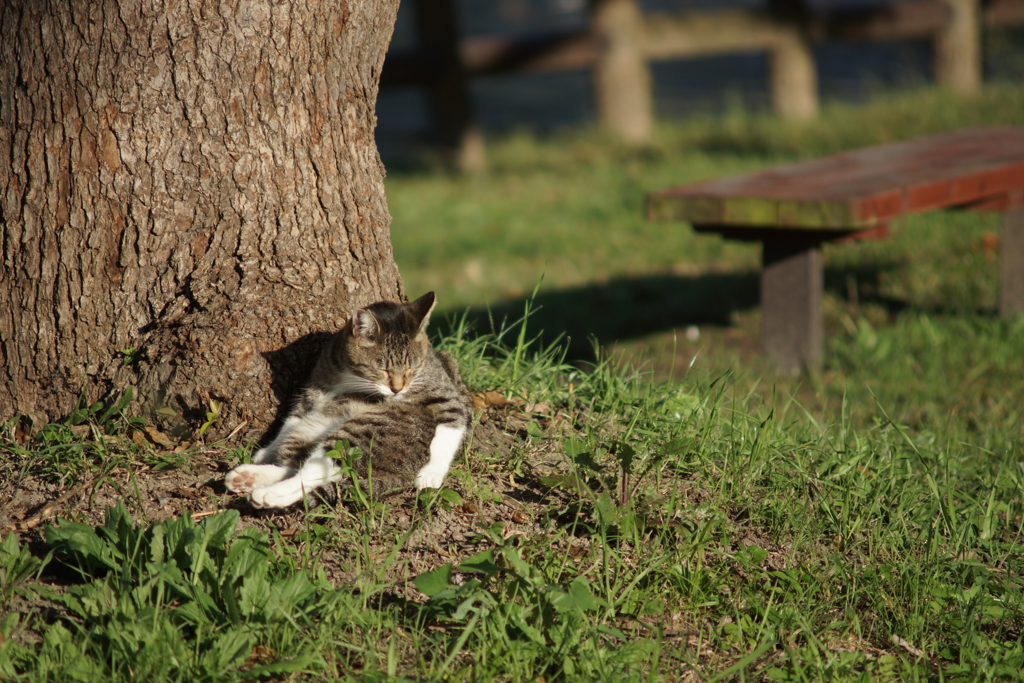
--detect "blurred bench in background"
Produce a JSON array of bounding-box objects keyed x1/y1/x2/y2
[
  {"x1": 382, "y1": 0, "x2": 1024, "y2": 168},
  {"x1": 647, "y1": 127, "x2": 1024, "y2": 372}
]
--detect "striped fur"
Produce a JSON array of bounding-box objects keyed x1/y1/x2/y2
[{"x1": 225, "y1": 292, "x2": 473, "y2": 508}]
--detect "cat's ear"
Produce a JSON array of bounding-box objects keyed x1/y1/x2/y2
[
  {"x1": 351, "y1": 309, "x2": 380, "y2": 343},
  {"x1": 408, "y1": 291, "x2": 436, "y2": 333}
]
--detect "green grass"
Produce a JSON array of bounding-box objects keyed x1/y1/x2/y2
[
  {"x1": 3, "y1": 83, "x2": 1024, "y2": 680},
  {"x1": 388, "y1": 83, "x2": 1024, "y2": 328},
  {"x1": 4, "y1": 314, "x2": 1024, "y2": 680}
]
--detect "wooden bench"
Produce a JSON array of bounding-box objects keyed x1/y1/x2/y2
[{"x1": 647, "y1": 127, "x2": 1024, "y2": 372}]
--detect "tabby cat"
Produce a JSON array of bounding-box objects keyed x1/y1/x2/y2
[{"x1": 225, "y1": 292, "x2": 473, "y2": 508}]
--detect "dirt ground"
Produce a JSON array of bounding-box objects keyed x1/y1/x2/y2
[
  {"x1": 1, "y1": 405, "x2": 626, "y2": 599},
  {"x1": 2, "y1": 411, "x2": 791, "y2": 603},
  {"x1": 2, "y1": 390, "x2": 810, "y2": 683}
]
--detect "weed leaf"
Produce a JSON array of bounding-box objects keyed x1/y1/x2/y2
[
  {"x1": 413, "y1": 564, "x2": 453, "y2": 597},
  {"x1": 458, "y1": 549, "x2": 501, "y2": 576},
  {"x1": 568, "y1": 576, "x2": 601, "y2": 612}
]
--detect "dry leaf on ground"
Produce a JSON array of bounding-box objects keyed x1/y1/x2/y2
[{"x1": 144, "y1": 425, "x2": 174, "y2": 449}]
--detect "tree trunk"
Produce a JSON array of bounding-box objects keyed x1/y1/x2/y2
[{"x1": 0, "y1": 0, "x2": 404, "y2": 437}]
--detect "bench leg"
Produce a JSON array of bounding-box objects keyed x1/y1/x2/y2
[
  {"x1": 1001, "y1": 206, "x2": 1024, "y2": 318},
  {"x1": 761, "y1": 239, "x2": 823, "y2": 373}
]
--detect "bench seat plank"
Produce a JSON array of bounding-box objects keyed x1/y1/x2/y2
[{"x1": 648, "y1": 127, "x2": 1024, "y2": 229}]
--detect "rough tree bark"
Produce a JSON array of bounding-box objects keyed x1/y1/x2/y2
[{"x1": 0, "y1": 0, "x2": 404, "y2": 437}]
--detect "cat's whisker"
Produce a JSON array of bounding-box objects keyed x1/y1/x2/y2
[{"x1": 334, "y1": 371, "x2": 384, "y2": 398}]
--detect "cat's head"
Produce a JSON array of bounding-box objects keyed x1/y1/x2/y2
[{"x1": 341, "y1": 291, "x2": 436, "y2": 397}]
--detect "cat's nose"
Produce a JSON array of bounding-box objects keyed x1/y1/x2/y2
[{"x1": 388, "y1": 371, "x2": 406, "y2": 393}]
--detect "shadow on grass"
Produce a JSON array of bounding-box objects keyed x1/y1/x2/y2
[
  {"x1": 436, "y1": 271, "x2": 760, "y2": 362},
  {"x1": 436, "y1": 263, "x2": 905, "y2": 362}
]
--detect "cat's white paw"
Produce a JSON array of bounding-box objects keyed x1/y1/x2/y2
[
  {"x1": 225, "y1": 464, "x2": 292, "y2": 494},
  {"x1": 249, "y1": 480, "x2": 305, "y2": 509},
  {"x1": 415, "y1": 466, "x2": 448, "y2": 490},
  {"x1": 415, "y1": 424, "x2": 462, "y2": 490}
]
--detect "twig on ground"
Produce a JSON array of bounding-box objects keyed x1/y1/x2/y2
[
  {"x1": 890, "y1": 634, "x2": 925, "y2": 658},
  {"x1": 1, "y1": 472, "x2": 103, "y2": 534},
  {"x1": 226, "y1": 421, "x2": 248, "y2": 441}
]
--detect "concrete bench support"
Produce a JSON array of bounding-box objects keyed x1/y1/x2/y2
[
  {"x1": 762, "y1": 239, "x2": 823, "y2": 372},
  {"x1": 1002, "y1": 205, "x2": 1024, "y2": 318}
]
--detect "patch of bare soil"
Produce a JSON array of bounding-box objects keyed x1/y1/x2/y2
[
  {"x1": 0, "y1": 402, "x2": 783, "y2": 597},
  {"x1": 0, "y1": 405, "x2": 586, "y2": 587},
  {"x1": 0, "y1": 453, "x2": 231, "y2": 536},
  {"x1": 1, "y1": 399, "x2": 813, "y2": 682}
]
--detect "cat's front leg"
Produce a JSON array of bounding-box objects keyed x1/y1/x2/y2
[
  {"x1": 225, "y1": 463, "x2": 295, "y2": 494},
  {"x1": 249, "y1": 451, "x2": 344, "y2": 509},
  {"x1": 251, "y1": 415, "x2": 305, "y2": 463},
  {"x1": 256, "y1": 410, "x2": 351, "y2": 466},
  {"x1": 415, "y1": 424, "x2": 466, "y2": 490}
]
